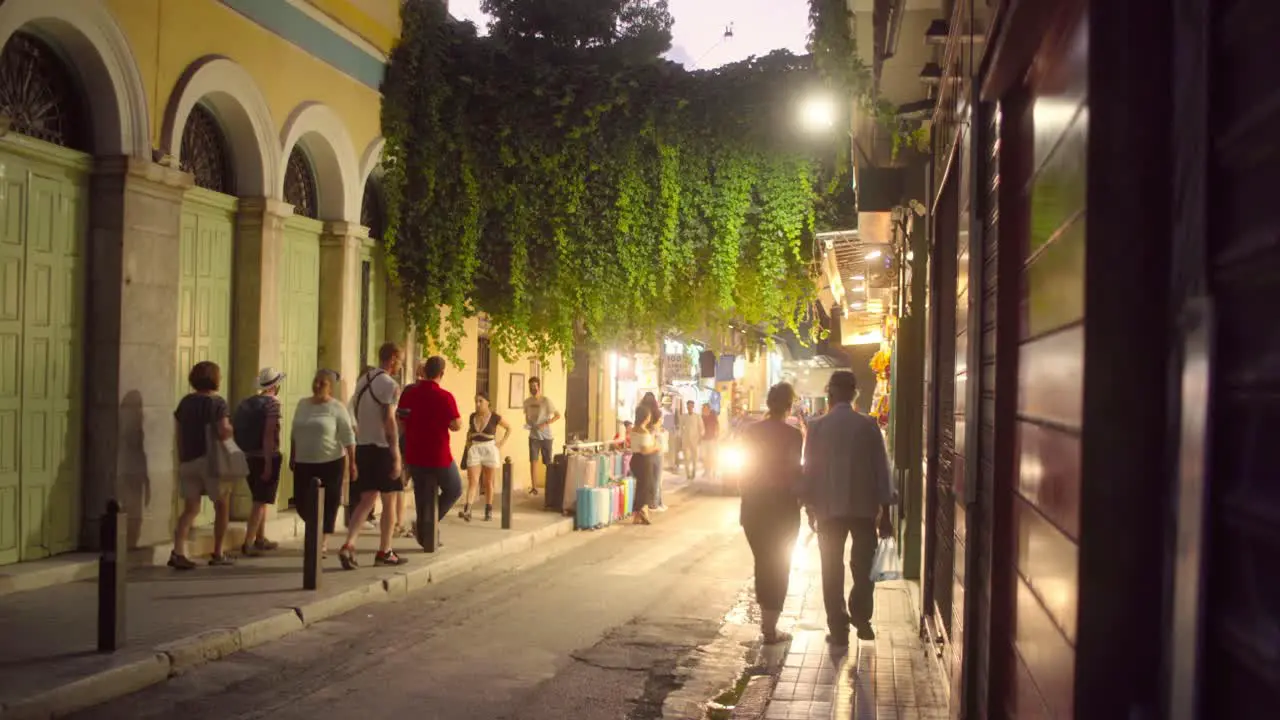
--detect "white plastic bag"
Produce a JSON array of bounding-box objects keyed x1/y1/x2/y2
[{"x1": 870, "y1": 537, "x2": 903, "y2": 583}]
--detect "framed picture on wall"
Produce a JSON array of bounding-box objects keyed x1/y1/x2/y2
[{"x1": 509, "y1": 373, "x2": 525, "y2": 409}]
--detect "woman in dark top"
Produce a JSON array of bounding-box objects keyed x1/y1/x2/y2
[
  {"x1": 171, "y1": 361, "x2": 236, "y2": 570},
  {"x1": 738, "y1": 382, "x2": 804, "y2": 644},
  {"x1": 459, "y1": 391, "x2": 511, "y2": 522}
]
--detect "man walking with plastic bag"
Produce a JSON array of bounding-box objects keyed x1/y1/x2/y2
[{"x1": 801, "y1": 370, "x2": 895, "y2": 646}]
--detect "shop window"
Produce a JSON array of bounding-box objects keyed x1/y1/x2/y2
[{"x1": 476, "y1": 334, "x2": 492, "y2": 398}]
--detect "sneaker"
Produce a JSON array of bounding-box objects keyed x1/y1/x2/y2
[
  {"x1": 208, "y1": 553, "x2": 236, "y2": 566},
  {"x1": 855, "y1": 624, "x2": 876, "y2": 642},
  {"x1": 483, "y1": 505, "x2": 493, "y2": 522},
  {"x1": 374, "y1": 550, "x2": 407, "y2": 566},
  {"x1": 458, "y1": 507, "x2": 472, "y2": 522},
  {"x1": 654, "y1": 505, "x2": 669, "y2": 512},
  {"x1": 168, "y1": 552, "x2": 196, "y2": 570},
  {"x1": 338, "y1": 545, "x2": 359, "y2": 570},
  {"x1": 254, "y1": 538, "x2": 279, "y2": 551},
  {"x1": 240, "y1": 543, "x2": 263, "y2": 558}
]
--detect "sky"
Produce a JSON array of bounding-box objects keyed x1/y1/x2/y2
[{"x1": 446, "y1": 0, "x2": 812, "y2": 69}]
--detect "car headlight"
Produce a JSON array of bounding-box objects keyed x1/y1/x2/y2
[{"x1": 719, "y1": 444, "x2": 747, "y2": 474}]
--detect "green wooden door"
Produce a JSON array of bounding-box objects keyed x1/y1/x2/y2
[
  {"x1": 278, "y1": 218, "x2": 321, "y2": 510},
  {"x1": 0, "y1": 146, "x2": 88, "y2": 565},
  {"x1": 361, "y1": 242, "x2": 387, "y2": 370},
  {"x1": 176, "y1": 190, "x2": 235, "y2": 526}
]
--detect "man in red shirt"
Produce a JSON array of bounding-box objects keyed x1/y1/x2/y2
[{"x1": 398, "y1": 356, "x2": 463, "y2": 550}]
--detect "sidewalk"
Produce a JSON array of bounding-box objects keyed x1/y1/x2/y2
[
  {"x1": 762, "y1": 533, "x2": 949, "y2": 720},
  {"x1": 0, "y1": 494, "x2": 571, "y2": 720},
  {"x1": 0, "y1": 471, "x2": 695, "y2": 720}
]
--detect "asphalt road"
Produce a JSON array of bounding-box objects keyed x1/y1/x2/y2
[{"x1": 70, "y1": 494, "x2": 757, "y2": 720}]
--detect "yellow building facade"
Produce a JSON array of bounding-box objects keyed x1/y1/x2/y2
[{"x1": 0, "y1": 0, "x2": 573, "y2": 567}]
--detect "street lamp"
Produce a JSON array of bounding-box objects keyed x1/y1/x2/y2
[{"x1": 799, "y1": 94, "x2": 837, "y2": 133}]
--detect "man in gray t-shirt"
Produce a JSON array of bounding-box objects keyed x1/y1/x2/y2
[{"x1": 522, "y1": 376, "x2": 560, "y2": 495}]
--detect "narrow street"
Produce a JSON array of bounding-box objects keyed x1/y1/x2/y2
[{"x1": 68, "y1": 495, "x2": 757, "y2": 720}]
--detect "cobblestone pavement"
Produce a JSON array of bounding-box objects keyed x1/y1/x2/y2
[{"x1": 765, "y1": 532, "x2": 949, "y2": 720}]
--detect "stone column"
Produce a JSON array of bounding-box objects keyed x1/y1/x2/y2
[
  {"x1": 84, "y1": 157, "x2": 192, "y2": 550},
  {"x1": 227, "y1": 197, "x2": 291, "y2": 519},
  {"x1": 231, "y1": 198, "x2": 291, "y2": 402},
  {"x1": 318, "y1": 222, "x2": 368, "y2": 391}
]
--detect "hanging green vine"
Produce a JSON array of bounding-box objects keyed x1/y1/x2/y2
[{"x1": 382, "y1": 0, "x2": 846, "y2": 364}]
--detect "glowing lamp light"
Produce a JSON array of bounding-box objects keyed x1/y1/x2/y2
[
  {"x1": 719, "y1": 444, "x2": 748, "y2": 474},
  {"x1": 865, "y1": 250, "x2": 882, "y2": 260},
  {"x1": 799, "y1": 95, "x2": 837, "y2": 132}
]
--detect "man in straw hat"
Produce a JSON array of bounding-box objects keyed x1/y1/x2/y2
[{"x1": 233, "y1": 367, "x2": 286, "y2": 557}]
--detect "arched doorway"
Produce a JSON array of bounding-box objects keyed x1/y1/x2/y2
[
  {"x1": 0, "y1": 32, "x2": 91, "y2": 564},
  {"x1": 278, "y1": 144, "x2": 322, "y2": 511},
  {"x1": 175, "y1": 103, "x2": 236, "y2": 527}
]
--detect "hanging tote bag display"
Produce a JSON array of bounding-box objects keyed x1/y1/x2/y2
[
  {"x1": 565, "y1": 455, "x2": 588, "y2": 511},
  {"x1": 596, "y1": 454, "x2": 609, "y2": 487}
]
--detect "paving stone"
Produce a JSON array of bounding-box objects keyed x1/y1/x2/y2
[{"x1": 763, "y1": 534, "x2": 950, "y2": 720}]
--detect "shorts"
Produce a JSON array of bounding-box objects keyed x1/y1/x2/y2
[
  {"x1": 528, "y1": 437, "x2": 553, "y2": 465},
  {"x1": 466, "y1": 441, "x2": 501, "y2": 469},
  {"x1": 178, "y1": 457, "x2": 231, "y2": 501},
  {"x1": 355, "y1": 445, "x2": 404, "y2": 494},
  {"x1": 245, "y1": 455, "x2": 282, "y2": 504}
]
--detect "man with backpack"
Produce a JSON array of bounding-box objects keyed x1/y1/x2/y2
[
  {"x1": 233, "y1": 367, "x2": 285, "y2": 557},
  {"x1": 338, "y1": 342, "x2": 406, "y2": 569}
]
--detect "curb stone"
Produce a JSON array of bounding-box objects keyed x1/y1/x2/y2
[
  {"x1": 0, "y1": 514, "x2": 589, "y2": 719},
  {"x1": 1, "y1": 653, "x2": 170, "y2": 720}
]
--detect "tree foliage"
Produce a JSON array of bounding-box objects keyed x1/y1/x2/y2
[{"x1": 382, "y1": 0, "x2": 846, "y2": 364}]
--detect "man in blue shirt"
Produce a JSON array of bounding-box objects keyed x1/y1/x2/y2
[{"x1": 801, "y1": 370, "x2": 896, "y2": 645}]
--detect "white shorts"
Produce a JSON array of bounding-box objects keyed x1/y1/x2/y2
[{"x1": 466, "y1": 441, "x2": 501, "y2": 469}]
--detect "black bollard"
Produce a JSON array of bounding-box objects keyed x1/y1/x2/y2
[
  {"x1": 501, "y1": 457, "x2": 513, "y2": 529},
  {"x1": 98, "y1": 500, "x2": 126, "y2": 653},
  {"x1": 419, "y1": 471, "x2": 439, "y2": 552},
  {"x1": 303, "y1": 478, "x2": 324, "y2": 590}
]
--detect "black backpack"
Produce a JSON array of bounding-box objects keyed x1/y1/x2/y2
[{"x1": 233, "y1": 394, "x2": 274, "y2": 453}]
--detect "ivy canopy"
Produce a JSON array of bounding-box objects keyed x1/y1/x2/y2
[{"x1": 381, "y1": 0, "x2": 850, "y2": 364}]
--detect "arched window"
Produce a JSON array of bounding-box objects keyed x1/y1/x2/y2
[
  {"x1": 361, "y1": 179, "x2": 385, "y2": 241},
  {"x1": 0, "y1": 32, "x2": 85, "y2": 151},
  {"x1": 284, "y1": 146, "x2": 318, "y2": 219},
  {"x1": 180, "y1": 104, "x2": 233, "y2": 194}
]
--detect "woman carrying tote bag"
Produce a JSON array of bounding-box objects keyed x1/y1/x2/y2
[{"x1": 171, "y1": 361, "x2": 239, "y2": 569}]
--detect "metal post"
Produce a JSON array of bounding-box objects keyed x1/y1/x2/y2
[
  {"x1": 420, "y1": 471, "x2": 439, "y2": 552},
  {"x1": 501, "y1": 457, "x2": 513, "y2": 529},
  {"x1": 303, "y1": 478, "x2": 323, "y2": 590},
  {"x1": 98, "y1": 500, "x2": 126, "y2": 652}
]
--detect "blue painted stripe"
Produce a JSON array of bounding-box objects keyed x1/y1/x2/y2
[{"x1": 218, "y1": 0, "x2": 386, "y2": 90}]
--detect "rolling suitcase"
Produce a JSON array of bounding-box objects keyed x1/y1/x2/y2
[
  {"x1": 576, "y1": 486, "x2": 594, "y2": 529},
  {"x1": 545, "y1": 453, "x2": 568, "y2": 512},
  {"x1": 613, "y1": 452, "x2": 624, "y2": 479},
  {"x1": 592, "y1": 487, "x2": 610, "y2": 528},
  {"x1": 623, "y1": 476, "x2": 635, "y2": 514},
  {"x1": 612, "y1": 484, "x2": 624, "y2": 522}
]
